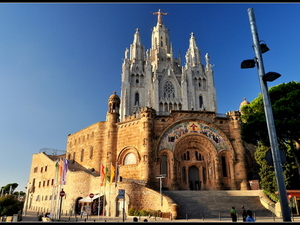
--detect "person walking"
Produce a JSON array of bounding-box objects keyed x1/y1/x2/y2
[
  {"x1": 240, "y1": 206, "x2": 247, "y2": 222},
  {"x1": 246, "y1": 210, "x2": 255, "y2": 222},
  {"x1": 230, "y1": 206, "x2": 237, "y2": 222}
]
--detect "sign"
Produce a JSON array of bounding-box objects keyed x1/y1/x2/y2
[
  {"x1": 156, "y1": 174, "x2": 166, "y2": 179},
  {"x1": 118, "y1": 189, "x2": 125, "y2": 199},
  {"x1": 60, "y1": 190, "x2": 65, "y2": 197},
  {"x1": 89, "y1": 193, "x2": 94, "y2": 198}
]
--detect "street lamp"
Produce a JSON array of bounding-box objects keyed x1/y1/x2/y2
[
  {"x1": 23, "y1": 181, "x2": 31, "y2": 216},
  {"x1": 241, "y1": 8, "x2": 291, "y2": 222},
  {"x1": 156, "y1": 174, "x2": 166, "y2": 210}
]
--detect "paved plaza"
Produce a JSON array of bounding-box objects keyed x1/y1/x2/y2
[{"x1": 17, "y1": 210, "x2": 300, "y2": 223}]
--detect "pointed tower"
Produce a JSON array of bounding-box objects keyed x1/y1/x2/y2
[
  {"x1": 120, "y1": 9, "x2": 217, "y2": 121},
  {"x1": 184, "y1": 33, "x2": 217, "y2": 112},
  {"x1": 120, "y1": 28, "x2": 152, "y2": 120}
]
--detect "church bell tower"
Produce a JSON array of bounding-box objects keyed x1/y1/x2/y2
[{"x1": 120, "y1": 9, "x2": 217, "y2": 121}]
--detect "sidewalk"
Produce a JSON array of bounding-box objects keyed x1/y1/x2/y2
[{"x1": 19, "y1": 210, "x2": 300, "y2": 223}]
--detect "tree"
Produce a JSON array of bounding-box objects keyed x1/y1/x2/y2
[
  {"x1": 241, "y1": 81, "x2": 300, "y2": 199},
  {"x1": 0, "y1": 195, "x2": 23, "y2": 217},
  {"x1": 0, "y1": 183, "x2": 18, "y2": 195}
]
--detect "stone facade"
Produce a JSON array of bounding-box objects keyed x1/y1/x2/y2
[{"x1": 24, "y1": 10, "x2": 257, "y2": 220}]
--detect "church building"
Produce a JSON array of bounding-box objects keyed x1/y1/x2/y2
[{"x1": 25, "y1": 9, "x2": 256, "y2": 219}]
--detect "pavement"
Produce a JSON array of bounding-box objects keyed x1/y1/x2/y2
[{"x1": 17, "y1": 210, "x2": 300, "y2": 223}]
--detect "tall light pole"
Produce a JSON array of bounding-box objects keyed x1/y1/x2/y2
[
  {"x1": 23, "y1": 181, "x2": 31, "y2": 216},
  {"x1": 156, "y1": 174, "x2": 166, "y2": 210},
  {"x1": 242, "y1": 8, "x2": 291, "y2": 222}
]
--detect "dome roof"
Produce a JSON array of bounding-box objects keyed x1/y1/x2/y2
[
  {"x1": 108, "y1": 91, "x2": 120, "y2": 101},
  {"x1": 239, "y1": 98, "x2": 250, "y2": 111}
]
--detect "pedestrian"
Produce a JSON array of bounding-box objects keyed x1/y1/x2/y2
[
  {"x1": 240, "y1": 206, "x2": 247, "y2": 222},
  {"x1": 230, "y1": 206, "x2": 237, "y2": 222},
  {"x1": 246, "y1": 210, "x2": 255, "y2": 222}
]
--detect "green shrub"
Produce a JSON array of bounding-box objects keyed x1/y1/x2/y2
[
  {"x1": 0, "y1": 195, "x2": 23, "y2": 217},
  {"x1": 128, "y1": 207, "x2": 135, "y2": 216}
]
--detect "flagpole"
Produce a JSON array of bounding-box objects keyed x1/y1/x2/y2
[
  {"x1": 98, "y1": 163, "x2": 103, "y2": 219},
  {"x1": 109, "y1": 162, "x2": 112, "y2": 219},
  {"x1": 103, "y1": 165, "x2": 107, "y2": 221},
  {"x1": 114, "y1": 163, "x2": 117, "y2": 219}
]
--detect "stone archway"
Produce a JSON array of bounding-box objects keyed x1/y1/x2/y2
[
  {"x1": 174, "y1": 134, "x2": 219, "y2": 190},
  {"x1": 157, "y1": 120, "x2": 237, "y2": 190}
]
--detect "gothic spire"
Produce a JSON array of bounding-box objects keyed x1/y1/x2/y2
[
  {"x1": 186, "y1": 32, "x2": 201, "y2": 66},
  {"x1": 189, "y1": 32, "x2": 198, "y2": 49},
  {"x1": 133, "y1": 28, "x2": 142, "y2": 45}
]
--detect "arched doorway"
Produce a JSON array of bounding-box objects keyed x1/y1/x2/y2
[
  {"x1": 173, "y1": 134, "x2": 218, "y2": 190},
  {"x1": 75, "y1": 197, "x2": 82, "y2": 215},
  {"x1": 188, "y1": 166, "x2": 200, "y2": 190}
]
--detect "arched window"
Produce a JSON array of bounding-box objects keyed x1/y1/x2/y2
[
  {"x1": 89, "y1": 146, "x2": 93, "y2": 159},
  {"x1": 164, "y1": 81, "x2": 175, "y2": 99},
  {"x1": 199, "y1": 95, "x2": 203, "y2": 108},
  {"x1": 221, "y1": 156, "x2": 227, "y2": 177},
  {"x1": 135, "y1": 92, "x2": 139, "y2": 105},
  {"x1": 124, "y1": 153, "x2": 136, "y2": 165},
  {"x1": 81, "y1": 149, "x2": 84, "y2": 162},
  {"x1": 162, "y1": 155, "x2": 168, "y2": 176}
]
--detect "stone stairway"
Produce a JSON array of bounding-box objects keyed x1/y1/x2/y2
[{"x1": 163, "y1": 190, "x2": 275, "y2": 219}]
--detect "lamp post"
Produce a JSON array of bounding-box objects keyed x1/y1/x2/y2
[
  {"x1": 241, "y1": 8, "x2": 291, "y2": 222},
  {"x1": 156, "y1": 174, "x2": 166, "y2": 210},
  {"x1": 23, "y1": 181, "x2": 31, "y2": 216}
]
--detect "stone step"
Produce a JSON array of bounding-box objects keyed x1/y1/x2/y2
[{"x1": 163, "y1": 190, "x2": 274, "y2": 219}]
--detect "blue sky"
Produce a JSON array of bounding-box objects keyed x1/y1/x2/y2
[{"x1": 1, "y1": 3, "x2": 299, "y2": 192}]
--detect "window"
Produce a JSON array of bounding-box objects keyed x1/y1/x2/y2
[
  {"x1": 135, "y1": 92, "x2": 139, "y2": 105},
  {"x1": 187, "y1": 151, "x2": 190, "y2": 160},
  {"x1": 221, "y1": 156, "x2": 227, "y2": 177},
  {"x1": 124, "y1": 153, "x2": 136, "y2": 165},
  {"x1": 199, "y1": 95, "x2": 203, "y2": 108},
  {"x1": 89, "y1": 146, "x2": 93, "y2": 159},
  {"x1": 164, "y1": 81, "x2": 175, "y2": 98},
  {"x1": 162, "y1": 155, "x2": 168, "y2": 176},
  {"x1": 81, "y1": 149, "x2": 84, "y2": 162}
]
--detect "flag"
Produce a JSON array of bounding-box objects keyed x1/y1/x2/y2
[
  {"x1": 104, "y1": 166, "x2": 109, "y2": 186},
  {"x1": 61, "y1": 158, "x2": 69, "y2": 185},
  {"x1": 54, "y1": 161, "x2": 59, "y2": 187},
  {"x1": 110, "y1": 164, "x2": 115, "y2": 183},
  {"x1": 115, "y1": 163, "x2": 119, "y2": 187},
  {"x1": 59, "y1": 158, "x2": 64, "y2": 185},
  {"x1": 100, "y1": 164, "x2": 105, "y2": 186}
]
